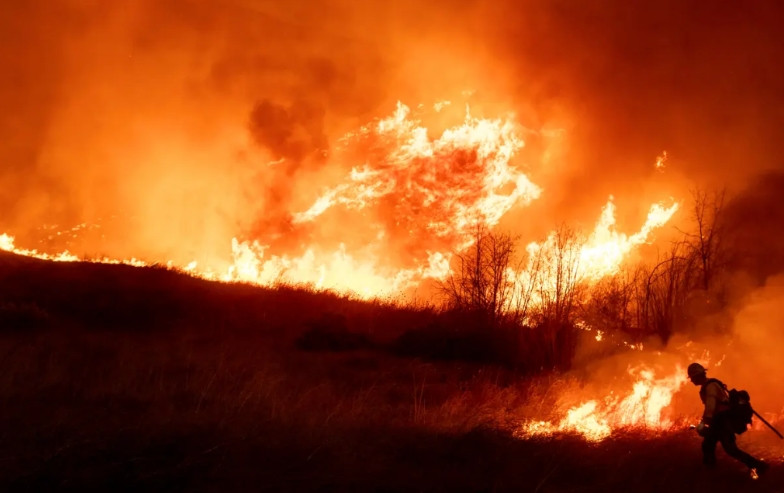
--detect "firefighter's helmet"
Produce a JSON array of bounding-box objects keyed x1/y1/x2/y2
[{"x1": 688, "y1": 362, "x2": 707, "y2": 378}]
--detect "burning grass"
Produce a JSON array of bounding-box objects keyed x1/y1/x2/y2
[{"x1": 0, "y1": 252, "x2": 782, "y2": 491}]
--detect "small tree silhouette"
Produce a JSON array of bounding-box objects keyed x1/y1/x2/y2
[
  {"x1": 439, "y1": 224, "x2": 518, "y2": 326},
  {"x1": 529, "y1": 225, "x2": 585, "y2": 369}
]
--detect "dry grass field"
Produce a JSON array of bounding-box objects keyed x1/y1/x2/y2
[{"x1": 0, "y1": 251, "x2": 781, "y2": 492}]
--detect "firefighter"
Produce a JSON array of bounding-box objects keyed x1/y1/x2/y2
[{"x1": 687, "y1": 362, "x2": 768, "y2": 476}]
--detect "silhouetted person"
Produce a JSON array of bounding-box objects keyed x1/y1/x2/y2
[{"x1": 687, "y1": 363, "x2": 768, "y2": 477}]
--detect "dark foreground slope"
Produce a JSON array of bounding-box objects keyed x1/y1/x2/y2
[{"x1": 0, "y1": 252, "x2": 781, "y2": 492}]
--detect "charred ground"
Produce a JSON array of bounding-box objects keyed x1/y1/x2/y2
[{"x1": 0, "y1": 251, "x2": 781, "y2": 492}]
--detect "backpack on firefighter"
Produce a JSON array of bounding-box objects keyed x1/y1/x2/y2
[{"x1": 705, "y1": 378, "x2": 754, "y2": 434}]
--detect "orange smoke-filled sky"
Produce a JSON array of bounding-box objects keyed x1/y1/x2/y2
[{"x1": 1, "y1": 0, "x2": 783, "y2": 268}]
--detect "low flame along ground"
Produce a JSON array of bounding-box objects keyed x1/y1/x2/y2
[
  {"x1": 1, "y1": 102, "x2": 693, "y2": 442},
  {"x1": 517, "y1": 366, "x2": 688, "y2": 442}
]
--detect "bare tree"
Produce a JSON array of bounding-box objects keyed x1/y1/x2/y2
[
  {"x1": 535, "y1": 226, "x2": 584, "y2": 326},
  {"x1": 684, "y1": 188, "x2": 727, "y2": 291},
  {"x1": 529, "y1": 225, "x2": 585, "y2": 369},
  {"x1": 440, "y1": 224, "x2": 518, "y2": 325},
  {"x1": 508, "y1": 242, "x2": 544, "y2": 326},
  {"x1": 581, "y1": 267, "x2": 640, "y2": 336},
  {"x1": 635, "y1": 240, "x2": 699, "y2": 344}
]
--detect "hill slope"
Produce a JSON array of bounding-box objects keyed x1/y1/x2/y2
[{"x1": 0, "y1": 252, "x2": 780, "y2": 492}]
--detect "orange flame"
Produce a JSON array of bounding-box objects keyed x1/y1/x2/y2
[
  {"x1": 517, "y1": 365, "x2": 687, "y2": 441},
  {"x1": 579, "y1": 197, "x2": 678, "y2": 282},
  {"x1": 1, "y1": 233, "x2": 148, "y2": 267},
  {"x1": 293, "y1": 102, "x2": 539, "y2": 231},
  {"x1": 655, "y1": 150, "x2": 668, "y2": 171},
  {"x1": 227, "y1": 102, "x2": 540, "y2": 296},
  {"x1": 1, "y1": 233, "x2": 83, "y2": 263},
  {"x1": 2, "y1": 104, "x2": 678, "y2": 302},
  {"x1": 507, "y1": 197, "x2": 678, "y2": 312}
]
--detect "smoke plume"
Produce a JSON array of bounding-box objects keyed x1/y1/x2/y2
[{"x1": 1, "y1": 0, "x2": 783, "y2": 276}]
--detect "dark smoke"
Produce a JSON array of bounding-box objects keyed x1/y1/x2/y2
[
  {"x1": 723, "y1": 172, "x2": 784, "y2": 284},
  {"x1": 248, "y1": 99, "x2": 327, "y2": 168}
]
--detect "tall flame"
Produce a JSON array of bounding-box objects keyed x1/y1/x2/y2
[
  {"x1": 1, "y1": 102, "x2": 679, "y2": 301},
  {"x1": 579, "y1": 198, "x2": 679, "y2": 282},
  {"x1": 507, "y1": 197, "x2": 679, "y2": 313},
  {"x1": 228, "y1": 102, "x2": 541, "y2": 295}
]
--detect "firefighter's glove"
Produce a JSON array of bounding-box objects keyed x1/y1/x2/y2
[{"x1": 696, "y1": 421, "x2": 709, "y2": 437}]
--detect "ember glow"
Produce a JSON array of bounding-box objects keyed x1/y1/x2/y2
[
  {"x1": 517, "y1": 365, "x2": 688, "y2": 441},
  {"x1": 655, "y1": 151, "x2": 668, "y2": 172}
]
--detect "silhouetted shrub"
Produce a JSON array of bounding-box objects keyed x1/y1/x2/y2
[
  {"x1": 296, "y1": 312, "x2": 372, "y2": 352},
  {"x1": 393, "y1": 309, "x2": 519, "y2": 365},
  {"x1": 0, "y1": 301, "x2": 50, "y2": 330},
  {"x1": 391, "y1": 308, "x2": 580, "y2": 371}
]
